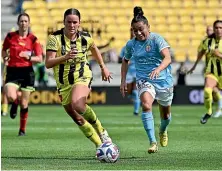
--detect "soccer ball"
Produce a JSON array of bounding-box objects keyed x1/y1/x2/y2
[{"x1": 96, "y1": 142, "x2": 120, "y2": 163}]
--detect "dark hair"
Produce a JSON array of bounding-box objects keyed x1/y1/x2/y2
[
  {"x1": 213, "y1": 20, "x2": 222, "y2": 28},
  {"x1": 17, "y1": 13, "x2": 30, "y2": 23},
  {"x1": 63, "y1": 8, "x2": 81, "y2": 22},
  {"x1": 208, "y1": 20, "x2": 222, "y2": 38},
  {"x1": 131, "y1": 6, "x2": 148, "y2": 26}
]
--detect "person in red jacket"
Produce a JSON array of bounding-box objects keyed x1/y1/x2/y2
[{"x1": 2, "y1": 13, "x2": 42, "y2": 136}]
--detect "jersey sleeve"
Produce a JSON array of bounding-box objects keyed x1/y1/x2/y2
[
  {"x1": 124, "y1": 41, "x2": 133, "y2": 60},
  {"x1": 46, "y1": 35, "x2": 59, "y2": 52},
  {"x1": 2, "y1": 33, "x2": 11, "y2": 51},
  {"x1": 33, "y1": 39, "x2": 43, "y2": 56},
  {"x1": 198, "y1": 38, "x2": 208, "y2": 52},
  {"x1": 119, "y1": 46, "x2": 126, "y2": 58},
  {"x1": 156, "y1": 35, "x2": 170, "y2": 52},
  {"x1": 87, "y1": 36, "x2": 94, "y2": 49}
]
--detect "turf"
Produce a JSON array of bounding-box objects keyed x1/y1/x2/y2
[{"x1": 1, "y1": 105, "x2": 222, "y2": 170}]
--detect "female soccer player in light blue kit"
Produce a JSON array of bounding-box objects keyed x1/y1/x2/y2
[
  {"x1": 120, "y1": 7, "x2": 173, "y2": 153},
  {"x1": 119, "y1": 28, "x2": 140, "y2": 116}
]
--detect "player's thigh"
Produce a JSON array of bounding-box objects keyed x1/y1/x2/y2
[
  {"x1": 4, "y1": 83, "x2": 19, "y2": 100},
  {"x1": 205, "y1": 74, "x2": 218, "y2": 88},
  {"x1": 137, "y1": 80, "x2": 156, "y2": 111},
  {"x1": 71, "y1": 84, "x2": 91, "y2": 105}
]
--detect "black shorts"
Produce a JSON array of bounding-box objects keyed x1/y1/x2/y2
[{"x1": 5, "y1": 66, "x2": 35, "y2": 91}]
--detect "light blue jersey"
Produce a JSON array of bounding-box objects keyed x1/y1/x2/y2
[
  {"x1": 124, "y1": 32, "x2": 173, "y2": 90},
  {"x1": 120, "y1": 46, "x2": 136, "y2": 83}
]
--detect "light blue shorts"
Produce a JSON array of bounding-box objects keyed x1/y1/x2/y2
[{"x1": 136, "y1": 80, "x2": 174, "y2": 106}]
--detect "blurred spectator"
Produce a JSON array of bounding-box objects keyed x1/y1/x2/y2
[
  {"x1": 8, "y1": 0, "x2": 24, "y2": 15},
  {"x1": 176, "y1": 62, "x2": 187, "y2": 85},
  {"x1": 34, "y1": 45, "x2": 48, "y2": 87}
]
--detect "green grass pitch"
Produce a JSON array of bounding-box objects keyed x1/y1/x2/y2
[{"x1": 1, "y1": 105, "x2": 222, "y2": 170}]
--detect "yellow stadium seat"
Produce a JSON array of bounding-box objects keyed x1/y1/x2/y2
[
  {"x1": 108, "y1": 0, "x2": 120, "y2": 8},
  {"x1": 96, "y1": 0, "x2": 108, "y2": 8},
  {"x1": 179, "y1": 16, "x2": 192, "y2": 24},
  {"x1": 133, "y1": 0, "x2": 145, "y2": 7},
  {"x1": 23, "y1": 1, "x2": 36, "y2": 10},
  {"x1": 207, "y1": 0, "x2": 220, "y2": 8},
  {"x1": 168, "y1": 24, "x2": 180, "y2": 32},
  {"x1": 183, "y1": 0, "x2": 194, "y2": 8},
  {"x1": 178, "y1": 39, "x2": 190, "y2": 48},
  {"x1": 182, "y1": 24, "x2": 194, "y2": 32},
  {"x1": 46, "y1": 2, "x2": 59, "y2": 10},
  {"x1": 170, "y1": 0, "x2": 183, "y2": 8},
  {"x1": 25, "y1": 9, "x2": 37, "y2": 18},
  {"x1": 191, "y1": 39, "x2": 202, "y2": 48},
  {"x1": 34, "y1": 1, "x2": 46, "y2": 9},
  {"x1": 195, "y1": 0, "x2": 207, "y2": 8},
  {"x1": 205, "y1": 16, "x2": 218, "y2": 25},
  {"x1": 83, "y1": 0, "x2": 96, "y2": 8},
  {"x1": 174, "y1": 49, "x2": 187, "y2": 62},
  {"x1": 192, "y1": 16, "x2": 205, "y2": 24},
  {"x1": 157, "y1": 0, "x2": 171, "y2": 8},
  {"x1": 143, "y1": 1, "x2": 158, "y2": 8},
  {"x1": 166, "y1": 15, "x2": 179, "y2": 25}
]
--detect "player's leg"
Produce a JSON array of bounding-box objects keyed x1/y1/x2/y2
[
  {"x1": 1, "y1": 88, "x2": 8, "y2": 116},
  {"x1": 138, "y1": 81, "x2": 157, "y2": 153},
  {"x1": 128, "y1": 81, "x2": 140, "y2": 116},
  {"x1": 62, "y1": 84, "x2": 102, "y2": 147},
  {"x1": 4, "y1": 83, "x2": 19, "y2": 119},
  {"x1": 10, "y1": 90, "x2": 21, "y2": 119},
  {"x1": 212, "y1": 87, "x2": 222, "y2": 118},
  {"x1": 72, "y1": 84, "x2": 112, "y2": 143},
  {"x1": 201, "y1": 75, "x2": 218, "y2": 124},
  {"x1": 18, "y1": 89, "x2": 32, "y2": 136},
  {"x1": 158, "y1": 105, "x2": 171, "y2": 147},
  {"x1": 156, "y1": 88, "x2": 173, "y2": 147}
]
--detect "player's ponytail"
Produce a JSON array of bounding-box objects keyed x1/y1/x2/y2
[{"x1": 131, "y1": 6, "x2": 148, "y2": 26}]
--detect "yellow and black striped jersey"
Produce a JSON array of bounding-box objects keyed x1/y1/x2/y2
[
  {"x1": 46, "y1": 28, "x2": 93, "y2": 87},
  {"x1": 199, "y1": 36, "x2": 222, "y2": 77}
]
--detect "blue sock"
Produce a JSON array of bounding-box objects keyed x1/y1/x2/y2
[
  {"x1": 132, "y1": 90, "x2": 140, "y2": 114},
  {"x1": 160, "y1": 114, "x2": 171, "y2": 133},
  {"x1": 141, "y1": 111, "x2": 156, "y2": 143}
]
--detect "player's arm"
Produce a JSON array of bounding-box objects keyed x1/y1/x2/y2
[
  {"x1": 120, "y1": 42, "x2": 132, "y2": 97},
  {"x1": 89, "y1": 43, "x2": 112, "y2": 82},
  {"x1": 187, "y1": 40, "x2": 206, "y2": 74},
  {"x1": 45, "y1": 35, "x2": 74, "y2": 68},
  {"x1": 19, "y1": 39, "x2": 43, "y2": 63},
  {"x1": 157, "y1": 47, "x2": 171, "y2": 72},
  {"x1": 2, "y1": 33, "x2": 10, "y2": 62},
  {"x1": 213, "y1": 49, "x2": 222, "y2": 58}
]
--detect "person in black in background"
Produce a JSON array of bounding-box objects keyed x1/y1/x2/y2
[{"x1": 176, "y1": 62, "x2": 187, "y2": 85}]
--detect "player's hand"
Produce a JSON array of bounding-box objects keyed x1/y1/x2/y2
[
  {"x1": 64, "y1": 49, "x2": 78, "y2": 60},
  {"x1": 212, "y1": 49, "x2": 222, "y2": 58},
  {"x1": 149, "y1": 68, "x2": 160, "y2": 80},
  {"x1": 187, "y1": 66, "x2": 195, "y2": 74},
  {"x1": 120, "y1": 82, "x2": 127, "y2": 97},
  {"x1": 101, "y1": 66, "x2": 113, "y2": 82},
  {"x1": 19, "y1": 51, "x2": 30, "y2": 60}
]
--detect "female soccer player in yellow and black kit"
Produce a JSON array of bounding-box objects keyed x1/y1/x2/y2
[
  {"x1": 188, "y1": 20, "x2": 222, "y2": 124},
  {"x1": 46, "y1": 8, "x2": 113, "y2": 150}
]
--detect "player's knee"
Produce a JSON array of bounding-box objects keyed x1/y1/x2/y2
[
  {"x1": 20, "y1": 100, "x2": 28, "y2": 109},
  {"x1": 142, "y1": 102, "x2": 152, "y2": 112},
  {"x1": 73, "y1": 116, "x2": 85, "y2": 126},
  {"x1": 72, "y1": 101, "x2": 86, "y2": 114},
  {"x1": 7, "y1": 94, "x2": 17, "y2": 102}
]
